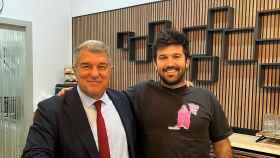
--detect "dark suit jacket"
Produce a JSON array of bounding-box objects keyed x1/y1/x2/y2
[{"x1": 21, "y1": 87, "x2": 137, "y2": 158}]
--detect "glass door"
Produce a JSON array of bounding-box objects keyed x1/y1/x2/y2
[{"x1": 0, "y1": 18, "x2": 33, "y2": 158}]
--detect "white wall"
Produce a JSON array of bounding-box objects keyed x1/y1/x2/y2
[
  {"x1": 0, "y1": 0, "x2": 159, "y2": 110},
  {"x1": 71, "y1": 0, "x2": 160, "y2": 17},
  {"x1": 0, "y1": 0, "x2": 72, "y2": 109}
]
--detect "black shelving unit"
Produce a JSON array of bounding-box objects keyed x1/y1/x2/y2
[
  {"x1": 259, "y1": 63, "x2": 280, "y2": 90},
  {"x1": 223, "y1": 27, "x2": 257, "y2": 64},
  {"x1": 207, "y1": 28, "x2": 225, "y2": 32},
  {"x1": 117, "y1": 31, "x2": 135, "y2": 50},
  {"x1": 128, "y1": 36, "x2": 152, "y2": 63},
  {"x1": 255, "y1": 9, "x2": 280, "y2": 63},
  {"x1": 255, "y1": 38, "x2": 280, "y2": 45},
  {"x1": 255, "y1": 9, "x2": 280, "y2": 64},
  {"x1": 206, "y1": 6, "x2": 234, "y2": 56},
  {"x1": 148, "y1": 20, "x2": 172, "y2": 44},
  {"x1": 147, "y1": 43, "x2": 155, "y2": 61},
  {"x1": 207, "y1": 6, "x2": 234, "y2": 29},
  {"x1": 206, "y1": 29, "x2": 225, "y2": 56},
  {"x1": 190, "y1": 56, "x2": 219, "y2": 83},
  {"x1": 182, "y1": 25, "x2": 208, "y2": 56},
  {"x1": 255, "y1": 8, "x2": 280, "y2": 40},
  {"x1": 255, "y1": 38, "x2": 280, "y2": 63},
  {"x1": 183, "y1": 25, "x2": 207, "y2": 32}
]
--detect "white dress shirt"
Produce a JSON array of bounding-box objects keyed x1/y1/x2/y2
[{"x1": 77, "y1": 86, "x2": 129, "y2": 158}]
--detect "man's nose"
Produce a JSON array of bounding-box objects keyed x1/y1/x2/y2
[
  {"x1": 166, "y1": 57, "x2": 176, "y2": 66},
  {"x1": 89, "y1": 66, "x2": 100, "y2": 78}
]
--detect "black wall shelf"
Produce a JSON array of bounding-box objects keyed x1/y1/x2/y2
[
  {"x1": 255, "y1": 38, "x2": 280, "y2": 45},
  {"x1": 148, "y1": 20, "x2": 172, "y2": 44},
  {"x1": 225, "y1": 28, "x2": 254, "y2": 32},
  {"x1": 259, "y1": 63, "x2": 280, "y2": 90},
  {"x1": 207, "y1": 28, "x2": 225, "y2": 32},
  {"x1": 117, "y1": 31, "x2": 135, "y2": 50},
  {"x1": 183, "y1": 25, "x2": 207, "y2": 32},
  {"x1": 182, "y1": 25, "x2": 208, "y2": 56},
  {"x1": 128, "y1": 36, "x2": 152, "y2": 63},
  {"x1": 255, "y1": 39, "x2": 280, "y2": 63},
  {"x1": 223, "y1": 27, "x2": 257, "y2": 64},
  {"x1": 190, "y1": 56, "x2": 219, "y2": 83},
  {"x1": 206, "y1": 6, "x2": 234, "y2": 55},
  {"x1": 207, "y1": 6, "x2": 234, "y2": 29},
  {"x1": 206, "y1": 30, "x2": 225, "y2": 56},
  {"x1": 258, "y1": 8, "x2": 280, "y2": 15},
  {"x1": 255, "y1": 9, "x2": 280, "y2": 41}
]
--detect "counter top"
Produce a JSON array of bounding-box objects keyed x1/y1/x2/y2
[{"x1": 229, "y1": 133, "x2": 280, "y2": 156}]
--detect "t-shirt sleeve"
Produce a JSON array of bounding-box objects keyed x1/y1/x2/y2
[{"x1": 208, "y1": 92, "x2": 233, "y2": 142}]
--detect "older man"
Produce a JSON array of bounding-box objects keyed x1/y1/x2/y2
[{"x1": 21, "y1": 40, "x2": 137, "y2": 158}]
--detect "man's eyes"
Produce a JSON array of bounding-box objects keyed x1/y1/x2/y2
[
  {"x1": 158, "y1": 54, "x2": 183, "y2": 59},
  {"x1": 174, "y1": 54, "x2": 183, "y2": 58},
  {"x1": 97, "y1": 64, "x2": 108, "y2": 70},
  {"x1": 158, "y1": 55, "x2": 167, "y2": 60},
  {"x1": 80, "y1": 64, "x2": 91, "y2": 69},
  {"x1": 79, "y1": 64, "x2": 109, "y2": 71}
]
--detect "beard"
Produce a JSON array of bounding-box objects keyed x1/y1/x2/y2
[{"x1": 159, "y1": 66, "x2": 186, "y2": 86}]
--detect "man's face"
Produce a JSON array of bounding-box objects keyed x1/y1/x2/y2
[
  {"x1": 74, "y1": 49, "x2": 111, "y2": 99},
  {"x1": 154, "y1": 44, "x2": 189, "y2": 86}
]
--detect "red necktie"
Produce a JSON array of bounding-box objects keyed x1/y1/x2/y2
[{"x1": 94, "y1": 100, "x2": 111, "y2": 158}]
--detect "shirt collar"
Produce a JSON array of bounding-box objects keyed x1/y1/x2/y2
[{"x1": 77, "y1": 86, "x2": 110, "y2": 108}]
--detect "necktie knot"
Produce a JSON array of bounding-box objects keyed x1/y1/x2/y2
[{"x1": 94, "y1": 100, "x2": 102, "y2": 112}]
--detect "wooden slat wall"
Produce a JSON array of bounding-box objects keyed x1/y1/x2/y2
[{"x1": 72, "y1": 0, "x2": 280, "y2": 130}]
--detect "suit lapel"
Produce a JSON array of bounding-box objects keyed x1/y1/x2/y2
[{"x1": 63, "y1": 87, "x2": 99, "y2": 158}]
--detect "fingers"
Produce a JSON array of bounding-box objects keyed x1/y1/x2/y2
[
  {"x1": 57, "y1": 87, "x2": 73, "y2": 96},
  {"x1": 186, "y1": 80, "x2": 194, "y2": 87}
]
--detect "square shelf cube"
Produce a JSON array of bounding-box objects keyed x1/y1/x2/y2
[
  {"x1": 190, "y1": 56, "x2": 219, "y2": 83},
  {"x1": 128, "y1": 36, "x2": 152, "y2": 63},
  {"x1": 148, "y1": 20, "x2": 172, "y2": 44},
  {"x1": 183, "y1": 25, "x2": 208, "y2": 56},
  {"x1": 117, "y1": 31, "x2": 135, "y2": 50},
  {"x1": 259, "y1": 63, "x2": 280, "y2": 90},
  {"x1": 223, "y1": 28, "x2": 256, "y2": 64}
]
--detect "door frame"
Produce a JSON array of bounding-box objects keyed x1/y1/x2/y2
[{"x1": 0, "y1": 17, "x2": 33, "y2": 128}]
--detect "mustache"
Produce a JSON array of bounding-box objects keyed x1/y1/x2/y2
[{"x1": 163, "y1": 66, "x2": 180, "y2": 72}]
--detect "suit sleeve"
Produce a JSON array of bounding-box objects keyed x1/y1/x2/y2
[{"x1": 21, "y1": 100, "x2": 58, "y2": 158}]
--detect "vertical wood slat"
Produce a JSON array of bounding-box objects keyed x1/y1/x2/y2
[{"x1": 72, "y1": 0, "x2": 280, "y2": 131}]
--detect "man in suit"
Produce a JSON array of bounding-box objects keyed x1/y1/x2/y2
[{"x1": 21, "y1": 40, "x2": 137, "y2": 158}]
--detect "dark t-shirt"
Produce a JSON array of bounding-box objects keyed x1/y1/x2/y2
[{"x1": 125, "y1": 80, "x2": 232, "y2": 158}]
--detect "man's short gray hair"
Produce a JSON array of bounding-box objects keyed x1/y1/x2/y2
[{"x1": 73, "y1": 40, "x2": 111, "y2": 66}]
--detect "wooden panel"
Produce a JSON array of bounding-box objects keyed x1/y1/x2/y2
[{"x1": 72, "y1": 0, "x2": 280, "y2": 131}]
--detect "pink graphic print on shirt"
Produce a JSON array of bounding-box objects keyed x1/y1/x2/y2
[
  {"x1": 177, "y1": 105, "x2": 191, "y2": 129},
  {"x1": 188, "y1": 103, "x2": 199, "y2": 115},
  {"x1": 168, "y1": 103, "x2": 200, "y2": 130}
]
